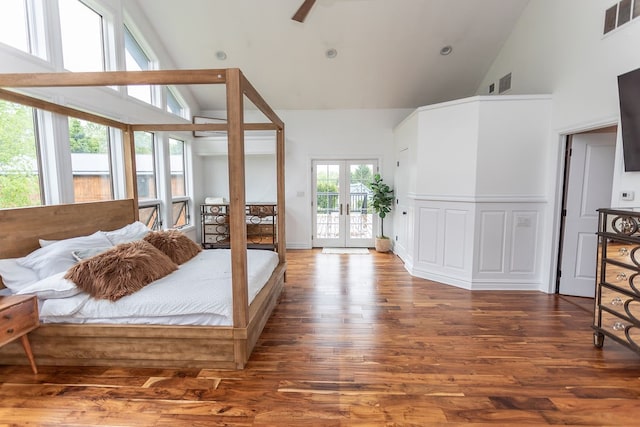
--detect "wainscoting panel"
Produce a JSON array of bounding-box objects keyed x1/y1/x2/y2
[
  {"x1": 510, "y1": 210, "x2": 540, "y2": 273},
  {"x1": 443, "y1": 209, "x2": 468, "y2": 270},
  {"x1": 478, "y1": 211, "x2": 506, "y2": 273},
  {"x1": 417, "y1": 207, "x2": 440, "y2": 264}
]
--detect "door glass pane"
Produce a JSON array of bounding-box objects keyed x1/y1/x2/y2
[
  {"x1": 349, "y1": 163, "x2": 374, "y2": 239},
  {"x1": 316, "y1": 164, "x2": 340, "y2": 239},
  {"x1": 69, "y1": 118, "x2": 112, "y2": 202}
]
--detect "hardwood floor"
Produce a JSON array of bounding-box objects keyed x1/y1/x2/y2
[{"x1": 1, "y1": 249, "x2": 640, "y2": 426}]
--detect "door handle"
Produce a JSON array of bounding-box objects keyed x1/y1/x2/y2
[
  {"x1": 340, "y1": 204, "x2": 343, "y2": 215},
  {"x1": 346, "y1": 204, "x2": 350, "y2": 215}
]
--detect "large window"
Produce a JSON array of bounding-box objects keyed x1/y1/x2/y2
[
  {"x1": 0, "y1": 100, "x2": 43, "y2": 208},
  {"x1": 124, "y1": 26, "x2": 153, "y2": 104},
  {"x1": 59, "y1": 0, "x2": 104, "y2": 71},
  {"x1": 170, "y1": 137, "x2": 188, "y2": 228},
  {"x1": 69, "y1": 118, "x2": 113, "y2": 202},
  {"x1": 0, "y1": 0, "x2": 29, "y2": 53}
]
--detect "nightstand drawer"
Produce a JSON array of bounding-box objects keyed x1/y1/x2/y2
[{"x1": 0, "y1": 297, "x2": 39, "y2": 347}]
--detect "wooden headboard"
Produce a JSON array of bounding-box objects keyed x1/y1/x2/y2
[{"x1": 0, "y1": 199, "x2": 137, "y2": 288}]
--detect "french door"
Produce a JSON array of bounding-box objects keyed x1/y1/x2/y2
[{"x1": 312, "y1": 160, "x2": 377, "y2": 248}]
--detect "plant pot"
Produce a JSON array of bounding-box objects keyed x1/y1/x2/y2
[{"x1": 375, "y1": 237, "x2": 392, "y2": 253}]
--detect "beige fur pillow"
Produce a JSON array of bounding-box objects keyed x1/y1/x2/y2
[
  {"x1": 143, "y1": 229, "x2": 202, "y2": 265},
  {"x1": 64, "y1": 240, "x2": 178, "y2": 301}
]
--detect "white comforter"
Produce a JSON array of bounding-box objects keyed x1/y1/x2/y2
[{"x1": 39, "y1": 249, "x2": 279, "y2": 326}]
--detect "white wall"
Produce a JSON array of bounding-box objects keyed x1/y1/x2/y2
[
  {"x1": 477, "y1": 0, "x2": 640, "y2": 292},
  {"x1": 198, "y1": 154, "x2": 277, "y2": 203}
]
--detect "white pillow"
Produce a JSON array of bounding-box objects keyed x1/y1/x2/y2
[
  {"x1": 17, "y1": 231, "x2": 114, "y2": 279},
  {"x1": 104, "y1": 221, "x2": 150, "y2": 245},
  {"x1": 71, "y1": 246, "x2": 111, "y2": 262},
  {"x1": 16, "y1": 271, "x2": 81, "y2": 299},
  {"x1": 0, "y1": 257, "x2": 40, "y2": 292}
]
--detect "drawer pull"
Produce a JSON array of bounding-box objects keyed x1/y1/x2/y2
[
  {"x1": 616, "y1": 272, "x2": 627, "y2": 281},
  {"x1": 6, "y1": 328, "x2": 14, "y2": 334},
  {"x1": 611, "y1": 296, "x2": 624, "y2": 306},
  {"x1": 612, "y1": 322, "x2": 626, "y2": 331},
  {"x1": 619, "y1": 247, "x2": 629, "y2": 256}
]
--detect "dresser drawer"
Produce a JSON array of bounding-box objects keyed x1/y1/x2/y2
[
  {"x1": 204, "y1": 224, "x2": 228, "y2": 234},
  {"x1": 0, "y1": 297, "x2": 39, "y2": 347},
  {"x1": 603, "y1": 264, "x2": 640, "y2": 295},
  {"x1": 600, "y1": 309, "x2": 640, "y2": 349},
  {"x1": 204, "y1": 234, "x2": 229, "y2": 244},
  {"x1": 247, "y1": 223, "x2": 274, "y2": 235},
  {"x1": 600, "y1": 286, "x2": 640, "y2": 320}
]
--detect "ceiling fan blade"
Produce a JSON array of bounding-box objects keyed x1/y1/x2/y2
[{"x1": 292, "y1": 0, "x2": 316, "y2": 22}]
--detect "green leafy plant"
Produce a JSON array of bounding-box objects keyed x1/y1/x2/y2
[{"x1": 370, "y1": 173, "x2": 394, "y2": 238}]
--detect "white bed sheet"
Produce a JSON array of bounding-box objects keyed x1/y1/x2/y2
[{"x1": 39, "y1": 249, "x2": 279, "y2": 326}]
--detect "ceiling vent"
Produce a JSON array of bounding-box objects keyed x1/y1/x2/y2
[
  {"x1": 498, "y1": 73, "x2": 512, "y2": 94},
  {"x1": 604, "y1": 0, "x2": 639, "y2": 35}
]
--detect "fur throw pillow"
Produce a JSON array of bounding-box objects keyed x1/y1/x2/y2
[
  {"x1": 143, "y1": 229, "x2": 202, "y2": 265},
  {"x1": 64, "y1": 240, "x2": 178, "y2": 301}
]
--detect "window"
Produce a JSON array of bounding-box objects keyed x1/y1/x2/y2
[
  {"x1": 169, "y1": 138, "x2": 188, "y2": 228},
  {"x1": 59, "y1": 0, "x2": 105, "y2": 71},
  {"x1": 135, "y1": 131, "x2": 160, "y2": 229},
  {"x1": 69, "y1": 118, "x2": 113, "y2": 202},
  {"x1": 166, "y1": 88, "x2": 184, "y2": 117},
  {"x1": 0, "y1": 0, "x2": 29, "y2": 53},
  {"x1": 124, "y1": 26, "x2": 153, "y2": 104},
  {"x1": 0, "y1": 100, "x2": 43, "y2": 208}
]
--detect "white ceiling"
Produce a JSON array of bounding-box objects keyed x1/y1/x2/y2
[{"x1": 132, "y1": 0, "x2": 529, "y2": 111}]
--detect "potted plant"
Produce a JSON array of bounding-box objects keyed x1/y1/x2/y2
[{"x1": 370, "y1": 173, "x2": 394, "y2": 252}]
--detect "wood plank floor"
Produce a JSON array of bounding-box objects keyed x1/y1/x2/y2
[{"x1": 1, "y1": 249, "x2": 640, "y2": 426}]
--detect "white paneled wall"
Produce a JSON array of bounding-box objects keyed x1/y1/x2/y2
[{"x1": 395, "y1": 95, "x2": 552, "y2": 291}]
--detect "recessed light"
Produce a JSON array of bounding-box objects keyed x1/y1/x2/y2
[
  {"x1": 440, "y1": 45, "x2": 453, "y2": 56},
  {"x1": 325, "y1": 48, "x2": 338, "y2": 59},
  {"x1": 215, "y1": 51, "x2": 227, "y2": 60}
]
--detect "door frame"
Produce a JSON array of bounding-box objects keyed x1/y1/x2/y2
[
  {"x1": 551, "y1": 121, "x2": 619, "y2": 294},
  {"x1": 311, "y1": 158, "x2": 378, "y2": 248}
]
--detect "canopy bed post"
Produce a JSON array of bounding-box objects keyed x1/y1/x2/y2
[
  {"x1": 276, "y1": 127, "x2": 286, "y2": 261},
  {"x1": 226, "y1": 69, "x2": 250, "y2": 366}
]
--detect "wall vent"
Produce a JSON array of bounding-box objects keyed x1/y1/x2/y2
[
  {"x1": 498, "y1": 73, "x2": 512, "y2": 94},
  {"x1": 604, "y1": 0, "x2": 640, "y2": 35}
]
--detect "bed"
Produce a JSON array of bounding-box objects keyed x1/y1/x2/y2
[{"x1": 0, "y1": 69, "x2": 286, "y2": 369}]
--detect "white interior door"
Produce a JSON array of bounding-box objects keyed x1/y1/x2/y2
[
  {"x1": 559, "y1": 132, "x2": 616, "y2": 297},
  {"x1": 312, "y1": 160, "x2": 377, "y2": 248}
]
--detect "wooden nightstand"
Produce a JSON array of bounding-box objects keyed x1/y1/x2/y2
[{"x1": 0, "y1": 295, "x2": 39, "y2": 374}]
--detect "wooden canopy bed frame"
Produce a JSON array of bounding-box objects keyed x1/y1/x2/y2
[{"x1": 0, "y1": 69, "x2": 286, "y2": 369}]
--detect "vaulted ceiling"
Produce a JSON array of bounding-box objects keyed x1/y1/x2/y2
[{"x1": 133, "y1": 0, "x2": 529, "y2": 111}]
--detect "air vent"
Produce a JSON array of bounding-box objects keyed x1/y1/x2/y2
[
  {"x1": 604, "y1": 0, "x2": 640, "y2": 35},
  {"x1": 618, "y1": 0, "x2": 632, "y2": 26},
  {"x1": 498, "y1": 73, "x2": 512, "y2": 94}
]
